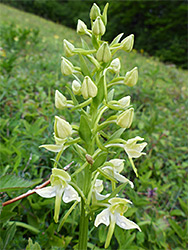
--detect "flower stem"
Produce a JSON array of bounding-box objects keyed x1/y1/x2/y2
[{"x1": 78, "y1": 200, "x2": 89, "y2": 250}]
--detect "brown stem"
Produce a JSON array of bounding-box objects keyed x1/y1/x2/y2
[{"x1": 2, "y1": 179, "x2": 50, "y2": 207}]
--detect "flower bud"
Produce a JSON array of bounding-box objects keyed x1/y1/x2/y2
[
  {"x1": 54, "y1": 116, "x2": 72, "y2": 139},
  {"x1": 90, "y1": 3, "x2": 101, "y2": 20},
  {"x1": 63, "y1": 39, "x2": 75, "y2": 57},
  {"x1": 121, "y1": 34, "x2": 134, "y2": 52},
  {"x1": 96, "y1": 42, "x2": 111, "y2": 63},
  {"x1": 61, "y1": 57, "x2": 74, "y2": 76},
  {"x1": 124, "y1": 67, "x2": 138, "y2": 87},
  {"x1": 118, "y1": 96, "x2": 131, "y2": 108},
  {"x1": 81, "y1": 76, "x2": 98, "y2": 99},
  {"x1": 117, "y1": 108, "x2": 134, "y2": 128},
  {"x1": 109, "y1": 58, "x2": 121, "y2": 74},
  {"x1": 55, "y1": 90, "x2": 67, "y2": 109},
  {"x1": 72, "y1": 80, "x2": 81, "y2": 95},
  {"x1": 92, "y1": 16, "x2": 105, "y2": 36},
  {"x1": 77, "y1": 19, "x2": 87, "y2": 35}
]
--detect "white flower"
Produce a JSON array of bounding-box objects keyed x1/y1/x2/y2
[
  {"x1": 124, "y1": 136, "x2": 147, "y2": 158},
  {"x1": 124, "y1": 67, "x2": 138, "y2": 87},
  {"x1": 102, "y1": 159, "x2": 134, "y2": 188},
  {"x1": 92, "y1": 179, "x2": 110, "y2": 201},
  {"x1": 94, "y1": 197, "x2": 141, "y2": 248},
  {"x1": 109, "y1": 58, "x2": 121, "y2": 74},
  {"x1": 55, "y1": 90, "x2": 67, "y2": 109},
  {"x1": 121, "y1": 34, "x2": 134, "y2": 52},
  {"x1": 35, "y1": 168, "x2": 80, "y2": 223},
  {"x1": 81, "y1": 76, "x2": 98, "y2": 99},
  {"x1": 77, "y1": 19, "x2": 87, "y2": 35},
  {"x1": 116, "y1": 108, "x2": 134, "y2": 129}
]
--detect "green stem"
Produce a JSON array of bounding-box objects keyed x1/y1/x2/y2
[{"x1": 78, "y1": 200, "x2": 89, "y2": 250}]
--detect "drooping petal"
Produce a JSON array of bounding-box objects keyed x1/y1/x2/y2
[
  {"x1": 94, "y1": 208, "x2": 110, "y2": 227},
  {"x1": 54, "y1": 186, "x2": 64, "y2": 223},
  {"x1": 94, "y1": 191, "x2": 110, "y2": 201},
  {"x1": 113, "y1": 172, "x2": 134, "y2": 188},
  {"x1": 35, "y1": 186, "x2": 57, "y2": 198},
  {"x1": 63, "y1": 184, "x2": 80, "y2": 203},
  {"x1": 39, "y1": 144, "x2": 63, "y2": 152},
  {"x1": 116, "y1": 213, "x2": 141, "y2": 231}
]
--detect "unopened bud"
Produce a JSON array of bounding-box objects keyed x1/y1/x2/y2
[
  {"x1": 109, "y1": 58, "x2": 121, "y2": 73},
  {"x1": 121, "y1": 34, "x2": 134, "y2": 52},
  {"x1": 81, "y1": 76, "x2": 98, "y2": 99},
  {"x1": 124, "y1": 67, "x2": 138, "y2": 87},
  {"x1": 117, "y1": 108, "x2": 134, "y2": 129},
  {"x1": 63, "y1": 39, "x2": 75, "y2": 57},
  {"x1": 92, "y1": 16, "x2": 105, "y2": 36},
  {"x1": 54, "y1": 116, "x2": 72, "y2": 139},
  {"x1": 77, "y1": 19, "x2": 87, "y2": 35},
  {"x1": 72, "y1": 80, "x2": 81, "y2": 95},
  {"x1": 90, "y1": 3, "x2": 101, "y2": 20},
  {"x1": 96, "y1": 42, "x2": 111, "y2": 63},
  {"x1": 61, "y1": 57, "x2": 74, "y2": 76},
  {"x1": 118, "y1": 96, "x2": 131, "y2": 108},
  {"x1": 55, "y1": 90, "x2": 67, "y2": 109},
  {"x1": 85, "y1": 154, "x2": 94, "y2": 165}
]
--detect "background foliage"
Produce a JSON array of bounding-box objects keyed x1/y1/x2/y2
[
  {"x1": 2, "y1": 0, "x2": 187, "y2": 69},
  {"x1": 0, "y1": 3, "x2": 188, "y2": 250}
]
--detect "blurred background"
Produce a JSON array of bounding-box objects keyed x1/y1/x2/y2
[{"x1": 2, "y1": 0, "x2": 187, "y2": 69}]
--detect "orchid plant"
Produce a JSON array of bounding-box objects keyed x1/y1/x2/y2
[{"x1": 35, "y1": 3, "x2": 147, "y2": 249}]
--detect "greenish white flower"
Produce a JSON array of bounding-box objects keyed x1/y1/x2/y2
[
  {"x1": 116, "y1": 108, "x2": 134, "y2": 129},
  {"x1": 72, "y1": 80, "x2": 81, "y2": 95},
  {"x1": 90, "y1": 3, "x2": 101, "y2": 20},
  {"x1": 63, "y1": 39, "x2": 75, "y2": 57},
  {"x1": 94, "y1": 197, "x2": 141, "y2": 248},
  {"x1": 124, "y1": 136, "x2": 147, "y2": 158},
  {"x1": 92, "y1": 179, "x2": 110, "y2": 201},
  {"x1": 118, "y1": 96, "x2": 131, "y2": 108},
  {"x1": 124, "y1": 67, "x2": 138, "y2": 87},
  {"x1": 35, "y1": 168, "x2": 80, "y2": 223},
  {"x1": 109, "y1": 58, "x2": 121, "y2": 74},
  {"x1": 81, "y1": 76, "x2": 98, "y2": 99},
  {"x1": 54, "y1": 116, "x2": 72, "y2": 141},
  {"x1": 121, "y1": 34, "x2": 134, "y2": 52},
  {"x1": 96, "y1": 42, "x2": 111, "y2": 63},
  {"x1": 77, "y1": 19, "x2": 88, "y2": 35},
  {"x1": 55, "y1": 90, "x2": 67, "y2": 109},
  {"x1": 61, "y1": 57, "x2": 74, "y2": 76},
  {"x1": 102, "y1": 159, "x2": 134, "y2": 188},
  {"x1": 92, "y1": 16, "x2": 105, "y2": 36}
]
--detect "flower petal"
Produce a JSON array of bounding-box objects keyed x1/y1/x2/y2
[
  {"x1": 63, "y1": 184, "x2": 80, "y2": 203},
  {"x1": 116, "y1": 213, "x2": 141, "y2": 231},
  {"x1": 39, "y1": 144, "x2": 63, "y2": 152},
  {"x1": 113, "y1": 172, "x2": 134, "y2": 188},
  {"x1": 94, "y1": 191, "x2": 110, "y2": 201},
  {"x1": 35, "y1": 186, "x2": 57, "y2": 198},
  {"x1": 94, "y1": 208, "x2": 110, "y2": 227}
]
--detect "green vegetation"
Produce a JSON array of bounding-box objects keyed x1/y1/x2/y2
[
  {"x1": 2, "y1": 0, "x2": 187, "y2": 68},
  {"x1": 0, "y1": 4, "x2": 188, "y2": 250}
]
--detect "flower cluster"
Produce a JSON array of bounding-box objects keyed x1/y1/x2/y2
[{"x1": 35, "y1": 3, "x2": 147, "y2": 249}]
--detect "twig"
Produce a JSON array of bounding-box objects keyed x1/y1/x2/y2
[{"x1": 2, "y1": 179, "x2": 50, "y2": 207}]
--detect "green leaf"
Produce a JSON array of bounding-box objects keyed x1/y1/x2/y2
[
  {"x1": 108, "y1": 128, "x2": 125, "y2": 141},
  {"x1": 74, "y1": 48, "x2": 96, "y2": 55},
  {"x1": 58, "y1": 201, "x2": 79, "y2": 232},
  {"x1": 0, "y1": 175, "x2": 42, "y2": 192},
  {"x1": 168, "y1": 219, "x2": 185, "y2": 240},
  {"x1": 102, "y1": 3, "x2": 109, "y2": 25},
  {"x1": 3, "y1": 222, "x2": 16, "y2": 250},
  {"x1": 178, "y1": 197, "x2": 188, "y2": 216},
  {"x1": 92, "y1": 75, "x2": 105, "y2": 107},
  {"x1": 26, "y1": 238, "x2": 41, "y2": 250},
  {"x1": 97, "y1": 168, "x2": 118, "y2": 183},
  {"x1": 107, "y1": 88, "x2": 115, "y2": 102},
  {"x1": 92, "y1": 34, "x2": 99, "y2": 49},
  {"x1": 91, "y1": 151, "x2": 108, "y2": 172},
  {"x1": 79, "y1": 54, "x2": 91, "y2": 77},
  {"x1": 170, "y1": 209, "x2": 185, "y2": 217},
  {"x1": 110, "y1": 33, "x2": 124, "y2": 46},
  {"x1": 79, "y1": 115, "x2": 92, "y2": 145},
  {"x1": 0, "y1": 210, "x2": 17, "y2": 224}
]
